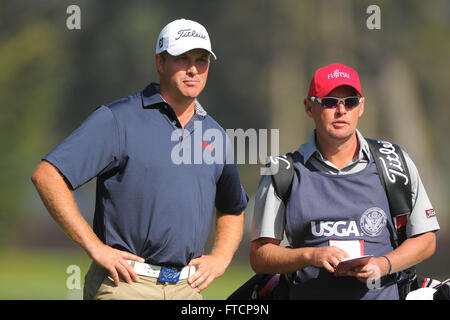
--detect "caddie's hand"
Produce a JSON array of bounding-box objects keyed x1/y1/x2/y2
[
  {"x1": 346, "y1": 257, "x2": 387, "y2": 283},
  {"x1": 188, "y1": 254, "x2": 228, "y2": 292},
  {"x1": 310, "y1": 246, "x2": 349, "y2": 273},
  {"x1": 90, "y1": 243, "x2": 145, "y2": 286}
]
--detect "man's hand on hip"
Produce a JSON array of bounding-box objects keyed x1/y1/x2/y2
[
  {"x1": 90, "y1": 243, "x2": 145, "y2": 286},
  {"x1": 187, "y1": 254, "x2": 228, "y2": 292}
]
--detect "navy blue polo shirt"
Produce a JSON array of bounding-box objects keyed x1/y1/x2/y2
[{"x1": 44, "y1": 83, "x2": 248, "y2": 267}]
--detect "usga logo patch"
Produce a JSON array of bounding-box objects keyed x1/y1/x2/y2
[
  {"x1": 360, "y1": 207, "x2": 387, "y2": 237},
  {"x1": 425, "y1": 209, "x2": 436, "y2": 218}
]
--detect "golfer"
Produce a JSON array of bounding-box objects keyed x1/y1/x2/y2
[{"x1": 32, "y1": 18, "x2": 248, "y2": 300}]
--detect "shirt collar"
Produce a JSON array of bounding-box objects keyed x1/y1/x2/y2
[
  {"x1": 141, "y1": 82, "x2": 207, "y2": 117},
  {"x1": 298, "y1": 129, "x2": 370, "y2": 165},
  {"x1": 356, "y1": 129, "x2": 371, "y2": 161},
  {"x1": 194, "y1": 100, "x2": 207, "y2": 116}
]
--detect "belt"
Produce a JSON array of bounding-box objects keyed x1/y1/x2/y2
[{"x1": 126, "y1": 260, "x2": 196, "y2": 280}]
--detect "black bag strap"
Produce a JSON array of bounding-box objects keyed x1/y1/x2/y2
[
  {"x1": 366, "y1": 138, "x2": 412, "y2": 245},
  {"x1": 267, "y1": 152, "x2": 295, "y2": 205},
  {"x1": 366, "y1": 139, "x2": 416, "y2": 299},
  {"x1": 226, "y1": 273, "x2": 278, "y2": 300}
]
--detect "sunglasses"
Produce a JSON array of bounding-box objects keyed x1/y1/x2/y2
[{"x1": 308, "y1": 96, "x2": 364, "y2": 109}]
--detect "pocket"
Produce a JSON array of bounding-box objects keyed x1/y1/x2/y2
[
  {"x1": 172, "y1": 280, "x2": 203, "y2": 300},
  {"x1": 93, "y1": 276, "x2": 117, "y2": 300},
  {"x1": 83, "y1": 262, "x2": 109, "y2": 300}
]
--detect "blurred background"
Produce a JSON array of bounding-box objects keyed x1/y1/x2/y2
[{"x1": 0, "y1": 0, "x2": 449, "y2": 299}]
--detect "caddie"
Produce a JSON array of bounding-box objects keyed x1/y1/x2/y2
[
  {"x1": 250, "y1": 63, "x2": 440, "y2": 299},
  {"x1": 31, "y1": 18, "x2": 248, "y2": 300}
]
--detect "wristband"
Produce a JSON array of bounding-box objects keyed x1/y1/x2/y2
[{"x1": 381, "y1": 255, "x2": 392, "y2": 275}]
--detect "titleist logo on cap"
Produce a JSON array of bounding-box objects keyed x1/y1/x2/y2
[
  {"x1": 175, "y1": 29, "x2": 207, "y2": 41},
  {"x1": 328, "y1": 69, "x2": 350, "y2": 80}
]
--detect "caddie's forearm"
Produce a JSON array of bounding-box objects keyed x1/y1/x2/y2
[
  {"x1": 250, "y1": 238, "x2": 313, "y2": 274},
  {"x1": 31, "y1": 161, "x2": 103, "y2": 256},
  {"x1": 211, "y1": 211, "x2": 244, "y2": 265},
  {"x1": 384, "y1": 231, "x2": 436, "y2": 274}
]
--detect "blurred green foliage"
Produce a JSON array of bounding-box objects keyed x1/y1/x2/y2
[{"x1": 0, "y1": 18, "x2": 67, "y2": 242}]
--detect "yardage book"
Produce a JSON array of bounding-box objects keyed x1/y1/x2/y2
[{"x1": 333, "y1": 255, "x2": 373, "y2": 276}]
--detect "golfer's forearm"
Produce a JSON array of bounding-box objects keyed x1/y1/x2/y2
[
  {"x1": 250, "y1": 240, "x2": 313, "y2": 274},
  {"x1": 31, "y1": 161, "x2": 102, "y2": 256},
  {"x1": 212, "y1": 211, "x2": 244, "y2": 264},
  {"x1": 385, "y1": 231, "x2": 436, "y2": 274}
]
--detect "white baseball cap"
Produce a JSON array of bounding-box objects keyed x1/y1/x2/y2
[{"x1": 156, "y1": 18, "x2": 216, "y2": 60}]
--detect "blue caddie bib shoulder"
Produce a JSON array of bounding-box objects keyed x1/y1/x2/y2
[{"x1": 285, "y1": 152, "x2": 399, "y2": 300}]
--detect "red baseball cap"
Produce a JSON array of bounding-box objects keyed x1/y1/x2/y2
[{"x1": 308, "y1": 63, "x2": 363, "y2": 98}]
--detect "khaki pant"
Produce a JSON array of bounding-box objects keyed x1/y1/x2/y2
[{"x1": 83, "y1": 262, "x2": 202, "y2": 300}]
